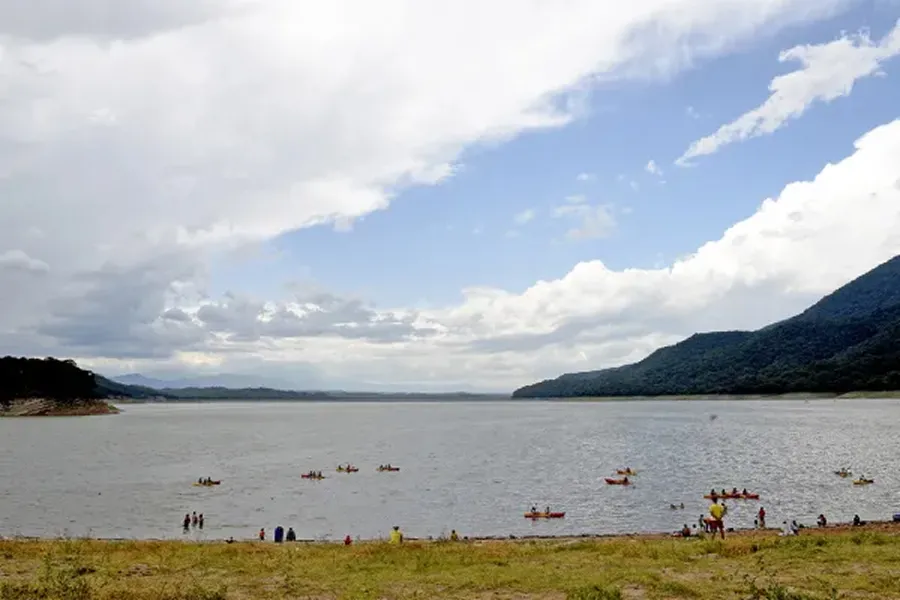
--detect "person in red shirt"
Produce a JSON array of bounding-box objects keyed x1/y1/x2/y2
[
  {"x1": 758, "y1": 507, "x2": 766, "y2": 529},
  {"x1": 344, "y1": 535, "x2": 352, "y2": 545}
]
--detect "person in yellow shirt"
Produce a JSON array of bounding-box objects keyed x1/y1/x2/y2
[
  {"x1": 449, "y1": 529, "x2": 459, "y2": 541},
  {"x1": 389, "y1": 525, "x2": 403, "y2": 544},
  {"x1": 708, "y1": 499, "x2": 726, "y2": 539}
]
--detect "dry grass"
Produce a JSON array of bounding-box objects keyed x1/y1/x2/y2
[{"x1": 2, "y1": 526, "x2": 900, "y2": 599}]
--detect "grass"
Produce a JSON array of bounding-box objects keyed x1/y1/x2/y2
[{"x1": 1, "y1": 528, "x2": 900, "y2": 599}]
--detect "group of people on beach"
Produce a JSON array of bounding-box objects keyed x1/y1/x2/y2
[{"x1": 182, "y1": 511, "x2": 204, "y2": 531}]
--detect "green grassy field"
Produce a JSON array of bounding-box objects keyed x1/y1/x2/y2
[{"x1": 2, "y1": 526, "x2": 900, "y2": 599}]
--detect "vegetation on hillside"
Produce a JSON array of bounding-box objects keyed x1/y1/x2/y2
[
  {"x1": 2, "y1": 528, "x2": 899, "y2": 599},
  {"x1": 0, "y1": 357, "x2": 100, "y2": 407},
  {"x1": 514, "y1": 255, "x2": 900, "y2": 398}
]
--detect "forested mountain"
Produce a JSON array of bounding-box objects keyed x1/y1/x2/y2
[{"x1": 513, "y1": 255, "x2": 900, "y2": 398}]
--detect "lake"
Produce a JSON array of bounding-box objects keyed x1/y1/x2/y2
[{"x1": 1, "y1": 399, "x2": 899, "y2": 541}]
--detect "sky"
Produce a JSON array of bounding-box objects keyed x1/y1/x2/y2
[{"x1": 2, "y1": 0, "x2": 900, "y2": 392}]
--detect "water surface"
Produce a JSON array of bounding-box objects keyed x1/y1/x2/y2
[{"x1": 1, "y1": 399, "x2": 898, "y2": 540}]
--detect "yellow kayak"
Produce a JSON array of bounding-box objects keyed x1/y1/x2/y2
[{"x1": 853, "y1": 479, "x2": 874, "y2": 485}]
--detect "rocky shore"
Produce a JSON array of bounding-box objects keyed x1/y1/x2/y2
[{"x1": 0, "y1": 398, "x2": 119, "y2": 417}]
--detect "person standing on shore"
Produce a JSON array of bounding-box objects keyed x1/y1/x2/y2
[
  {"x1": 258, "y1": 528, "x2": 265, "y2": 541},
  {"x1": 390, "y1": 526, "x2": 403, "y2": 544},
  {"x1": 708, "y1": 498, "x2": 726, "y2": 539},
  {"x1": 758, "y1": 507, "x2": 766, "y2": 529}
]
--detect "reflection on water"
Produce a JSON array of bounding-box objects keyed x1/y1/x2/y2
[{"x1": 1, "y1": 399, "x2": 898, "y2": 540}]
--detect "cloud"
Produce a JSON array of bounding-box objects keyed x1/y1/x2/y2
[
  {"x1": 0, "y1": 249, "x2": 49, "y2": 273},
  {"x1": 678, "y1": 20, "x2": 900, "y2": 164},
  {"x1": 553, "y1": 203, "x2": 617, "y2": 240},
  {"x1": 513, "y1": 208, "x2": 537, "y2": 225},
  {"x1": 0, "y1": 0, "x2": 875, "y2": 390},
  {"x1": 686, "y1": 105, "x2": 701, "y2": 119},
  {"x1": 645, "y1": 160, "x2": 663, "y2": 176},
  {"x1": 576, "y1": 172, "x2": 596, "y2": 182}
]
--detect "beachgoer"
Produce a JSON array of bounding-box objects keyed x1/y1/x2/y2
[
  {"x1": 758, "y1": 507, "x2": 766, "y2": 528},
  {"x1": 699, "y1": 515, "x2": 707, "y2": 532},
  {"x1": 390, "y1": 526, "x2": 403, "y2": 544},
  {"x1": 258, "y1": 528, "x2": 265, "y2": 541},
  {"x1": 198, "y1": 514, "x2": 204, "y2": 529},
  {"x1": 853, "y1": 514, "x2": 862, "y2": 526},
  {"x1": 450, "y1": 529, "x2": 459, "y2": 541},
  {"x1": 708, "y1": 499, "x2": 725, "y2": 540},
  {"x1": 817, "y1": 514, "x2": 826, "y2": 527},
  {"x1": 226, "y1": 536, "x2": 234, "y2": 544},
  {"x1": 780, "y1": 521, "x2": 793, "y2": 536},
  {"x1": 344, "y1": 535, "x2": 352, "y2": 545},
  {"x1": 790, "y1": 520, "x2": 800, "y2": 535},
  {"x1": 681, "y1": 524, "x2": 691, "y2": 538},
  {"x1": 286, "y1": 527, "x2": 296, "y2": 542},
  {"x1": 274, "y1": 525, "x2": 284, "y2": 543},
  {"x1": 183, "y1": 514, "x2": 190, "y2": 530}
]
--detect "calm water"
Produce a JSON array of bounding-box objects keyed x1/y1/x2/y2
[{"x1": 1, "y1": 399, "x2": 899, "y2": 541}]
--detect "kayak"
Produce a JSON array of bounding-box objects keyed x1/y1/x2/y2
[
  {"x1": 377, "y1": 467, "x2": 400, "y2": 472},
  {"x1": 336, "y1": 467, "x2": 359, "y2": 473},
  {"x1": 834, "y1": 471, "x2": 852, "y2": 477},
  {"x1": 193, "y1": 480, "x2": 221, "y2": 486},
  {"x1": 524, "y1": 512, "x2": 565, "y2": 519},
  {"x1": 853, "y1": 479, "x2": 874, "y2": 485},
  {"x1": 616, "y1": 470, "x2": 637, "y2": 475},
  {"x1": 605, "y1": 478, "x2": 631, "y2": 485},
  {"x1": 301, "y1": 474, "x2": 325, "y2": 480}
]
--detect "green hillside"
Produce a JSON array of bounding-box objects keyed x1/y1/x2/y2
[{"x1": 512, "y1": 255, "x2": 900, "y2": 398}]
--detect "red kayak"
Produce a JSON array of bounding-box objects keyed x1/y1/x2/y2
[
  {"x1": 524, "y1": 512, "x2": 565, "y2": 519},
  {"x1": 301, "y1": 474, "x2": 325, "y2": 479},
  {"x1": 605, "y1": 478, "x2": 631, "y2": 485}
]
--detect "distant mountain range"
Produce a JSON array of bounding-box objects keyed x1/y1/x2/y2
[
  {"x1": 96, "y1": 374, "x2": 502, "y2": 401},
  {"x1": 513, "y1": 255, "x2": 900, "y2": 398},
  {"x1": 111, "y1": 373, "x2": 300, "y2": 390}
]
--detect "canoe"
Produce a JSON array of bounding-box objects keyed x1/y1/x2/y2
[
  {"x1": 834, "y1": 471, "x2": 852, "y2": 477},
  {"x1": 301, "y1": 474, "x2": 325, "y2": 479},
  {"x1": 377, "y1": 467, "x2": 400, "y2": 472},
  {"x1": 524, "y1": 512, "x2": 565, "y2": 519},
  {"x1": 193, "y1": 480, "x2": 221, "y2": 487},
  {"x1": 853, "y1": 479, "x2": 874, "y2": 485},
  {"x1": 336, "y1": 467, "x2": 359, "y2": 472},
  {"x1": 616, "y1": 470, "x2": 637, "y2": 475},
  {"x1": 703, "y1": 493, "x2": 759, "y2": 500},
  {"x1": 605, "y1": 478, "x2": 631, "y2": 485}
]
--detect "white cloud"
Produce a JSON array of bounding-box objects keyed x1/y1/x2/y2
[
  {"x1": 553, "y1": 203, "x2": 617, "y2": 240},
  {"x1": 686, "y1": 105, "x2": 701, "y2": 119},
  {"x1": 0, "y1": 249, "x2": 49, "y2": 273},
  {"x1": 678, "y1": 20, "x2": 900, "y2": 164},
  {"x1": 0, "y1": 0, "x2": 881, "y2": 391},
  {"x1": 576, "y1": 172, "x2": 596, "y2": 182},
  {"x1": 513, "y1": 208, "x2": 537, "y2": 225},
  {"x1": 645, "y1": 160, "x2": 663, "y2": 176}
]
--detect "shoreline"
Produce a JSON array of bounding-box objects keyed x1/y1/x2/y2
[
  {"x1": 4, "y1": 519, "x2": 897, "y2": 544},
  {"x1": 0, "y1": 398, "x2": 119, "y2": 417}
]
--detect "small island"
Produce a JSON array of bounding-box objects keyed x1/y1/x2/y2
[{"x1": 0, "y1": 356, "x2": 119, "y2": 417}]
